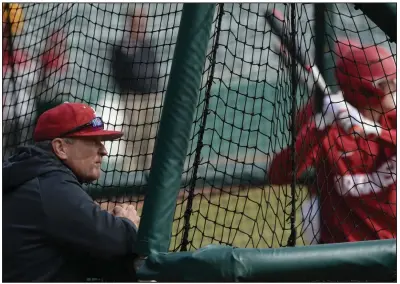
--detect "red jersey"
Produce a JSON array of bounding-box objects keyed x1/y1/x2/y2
[
  {"x1": 293, "y1": 99, "x2": 320, "y2": 196},
  {"x1": 268, "y1": 110, "x2": 396, "y2": 243},
  {"x1": 295, "y1": 100, "x2": 314, "y2": 134}
]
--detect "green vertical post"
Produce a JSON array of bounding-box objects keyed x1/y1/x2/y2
[
  {"x1": 135, "y1": 4, "x2": 216, "y2": 256},
  {"x1": 324, "y1": 4, "x2": 338, "y2": 92},
  {"x1": 309, "y1": 4, "x2": 336, "y2": 198},
  {"x1": 314, "y1": 3, "x2": 337, "y2": 100},
  {"x1": 314, "y1": 3, "x2": 326, "y2": 113}
]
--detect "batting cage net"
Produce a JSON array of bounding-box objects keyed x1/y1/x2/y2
[{"x1": 3, "y1": 2, "x2": 396, "y2": 252}]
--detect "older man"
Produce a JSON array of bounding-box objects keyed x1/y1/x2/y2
[{"x1": 3, "y1": 102, "x2": 140, "y2": 282}]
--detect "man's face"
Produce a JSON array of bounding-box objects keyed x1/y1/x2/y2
[
  {"x1": 61, "y1": 137, "x2": 108, "y2": 183},
  {"x1": 377, "y1": 79, "x2": 396, "y2": 111},
  {"x1": 362, "y1": 79, "x2": 396, "y2": 123},
  {"x1": 132, "y1": 16, "x2": 147, "y2": 33},
  {"x1": 129, "y1": 10, "x2": 147, "y2": 42}
]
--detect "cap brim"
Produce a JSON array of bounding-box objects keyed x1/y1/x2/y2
[{"x1": 69, "y1": 130, "x2": 124, "y2": 141}]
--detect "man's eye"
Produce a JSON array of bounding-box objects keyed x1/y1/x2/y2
[
  {"x1": 376, "y1": 80, "x2": 396, "y2": 94},
  {"x1": 84, "y1": 140, "x2": 96, "y2": 146},
  {"x1": 389, "y1": 82, "x2": 396, "y2": 92},
  {"x1": 376, "y1": 80, "x2": 387, "y2": 89}
]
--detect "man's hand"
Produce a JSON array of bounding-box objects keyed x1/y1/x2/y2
[
  {"x1": 336, "y1": 103, "x2": 382, "y2": 139},
  {"x1": 113, "y1": 205, "x2": 140, "y2": 228},
  {"x1": 314, "y1": 91, "x2": 346, "y2": 130},
  {"x1": 313, "y1": 92, "x2": 382, "y2": 138}
]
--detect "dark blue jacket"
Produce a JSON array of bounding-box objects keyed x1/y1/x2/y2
[
  {"x1": 111, "y1": 39, "x2": 159, "y2": 95},
  {"x1": 3, "y1": 146, "x2": 138, "y2": 282}
]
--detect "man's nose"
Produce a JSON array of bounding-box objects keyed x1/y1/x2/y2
[{"x1": 99, "y1": 143, "x2": 108, "y2": 156}]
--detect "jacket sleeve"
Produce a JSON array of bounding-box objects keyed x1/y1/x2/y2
[
  {"x1": 111, "y1": 41, "x2": 159, "y2": 94},
  {"x1": 111, "y1": 45, "x2": 135, "y2": 93},
  {"x1": 268, "y1": 100, "x2": 316, "y2": 185},
  {"x1": 40, "y1": 173, "x2": 138, "y2": 259},
  {"x1": 295, "y1": 100, "x2": 314, "y2": 134},
  {"x1": 378, "y1": 128, "x2": 396, "y2": 148},
  {"x1": 268, "y1": 122, "x2": 324, "y2": 185},
  {"x1": 134, "y1": 44, "x2": 159, "y2": 94}
]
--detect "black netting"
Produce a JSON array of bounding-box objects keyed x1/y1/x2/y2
[{"x1": 3, "y1": 3, "x2": 396, "y2": 253}]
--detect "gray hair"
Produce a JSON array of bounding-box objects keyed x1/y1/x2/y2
[
  {"x1": 34, "y1": 138, "x2": 75, "y2": 153},
  {"x1": 34, "y1": 140, "x2": 54, "y2": 152}
]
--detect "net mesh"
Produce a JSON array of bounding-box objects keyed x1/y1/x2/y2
[{"x1": 3, "y1": 3, "x2": 396, "y2": 252}]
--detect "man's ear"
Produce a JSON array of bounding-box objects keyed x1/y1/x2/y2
[{"x1": 51, "y1": 138, "x2": 68, "y2": 160}]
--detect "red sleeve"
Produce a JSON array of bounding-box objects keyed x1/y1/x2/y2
[
  {"x1": 3, "y1": 49, "x2": 28, "y2": 66},
  {"x1": 295, "y1": 100, "x2": 314, "y2": 134},
  {"x1": 268, "y1": 148, "x2": 292, "y2": 184},
  {"x1": 377, "y1": 129, "x2": 396, "y2": 148},
  {"x1": 41, "y1": 31, "x2": 68, "y2": 72},
  {"x1": 268, "y1": 122, "x2": 325, "y2": 185},
  {"x1": 322, "y1": 126, "x2": 383, "y2": 178},
  {"x1": 269, "y1": 114, "x2": 393, "y2": 186}
]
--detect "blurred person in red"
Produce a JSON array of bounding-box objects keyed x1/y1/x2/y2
[
  {"x1": 293, "y1": 37, "x2": 362, "y2": 133},
  {"x1": 268, "y1": 42, "x2": 396, "y2": 244},
  {"x1": 3, "y1": 3, "x2": 34, "y2": 144},
  {"x1": 293, "y1": 37, "x2": 362, "y2": 244},
  {"x1": 3, "y1": 3, "x2": 67, "y2": 150}
]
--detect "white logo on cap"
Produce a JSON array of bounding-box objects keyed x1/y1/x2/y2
[{"x1": 90, "y1": 106, "x2": 96, "y2": 114}]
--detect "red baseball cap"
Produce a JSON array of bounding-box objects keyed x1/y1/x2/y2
[
  {"x1": 336, "y1": 45, "x2": 396, "y2": 108},
  {"x1": 34, "y1": 102, "x2": 123, "y2": 142},
  {"x1": 334, "y1": 37, "x2": 361, "y2": 58}
]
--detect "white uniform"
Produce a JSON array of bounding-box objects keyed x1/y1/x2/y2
[{"x1": 3, "y1": 54, "x2": 39, "y2": 149}]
